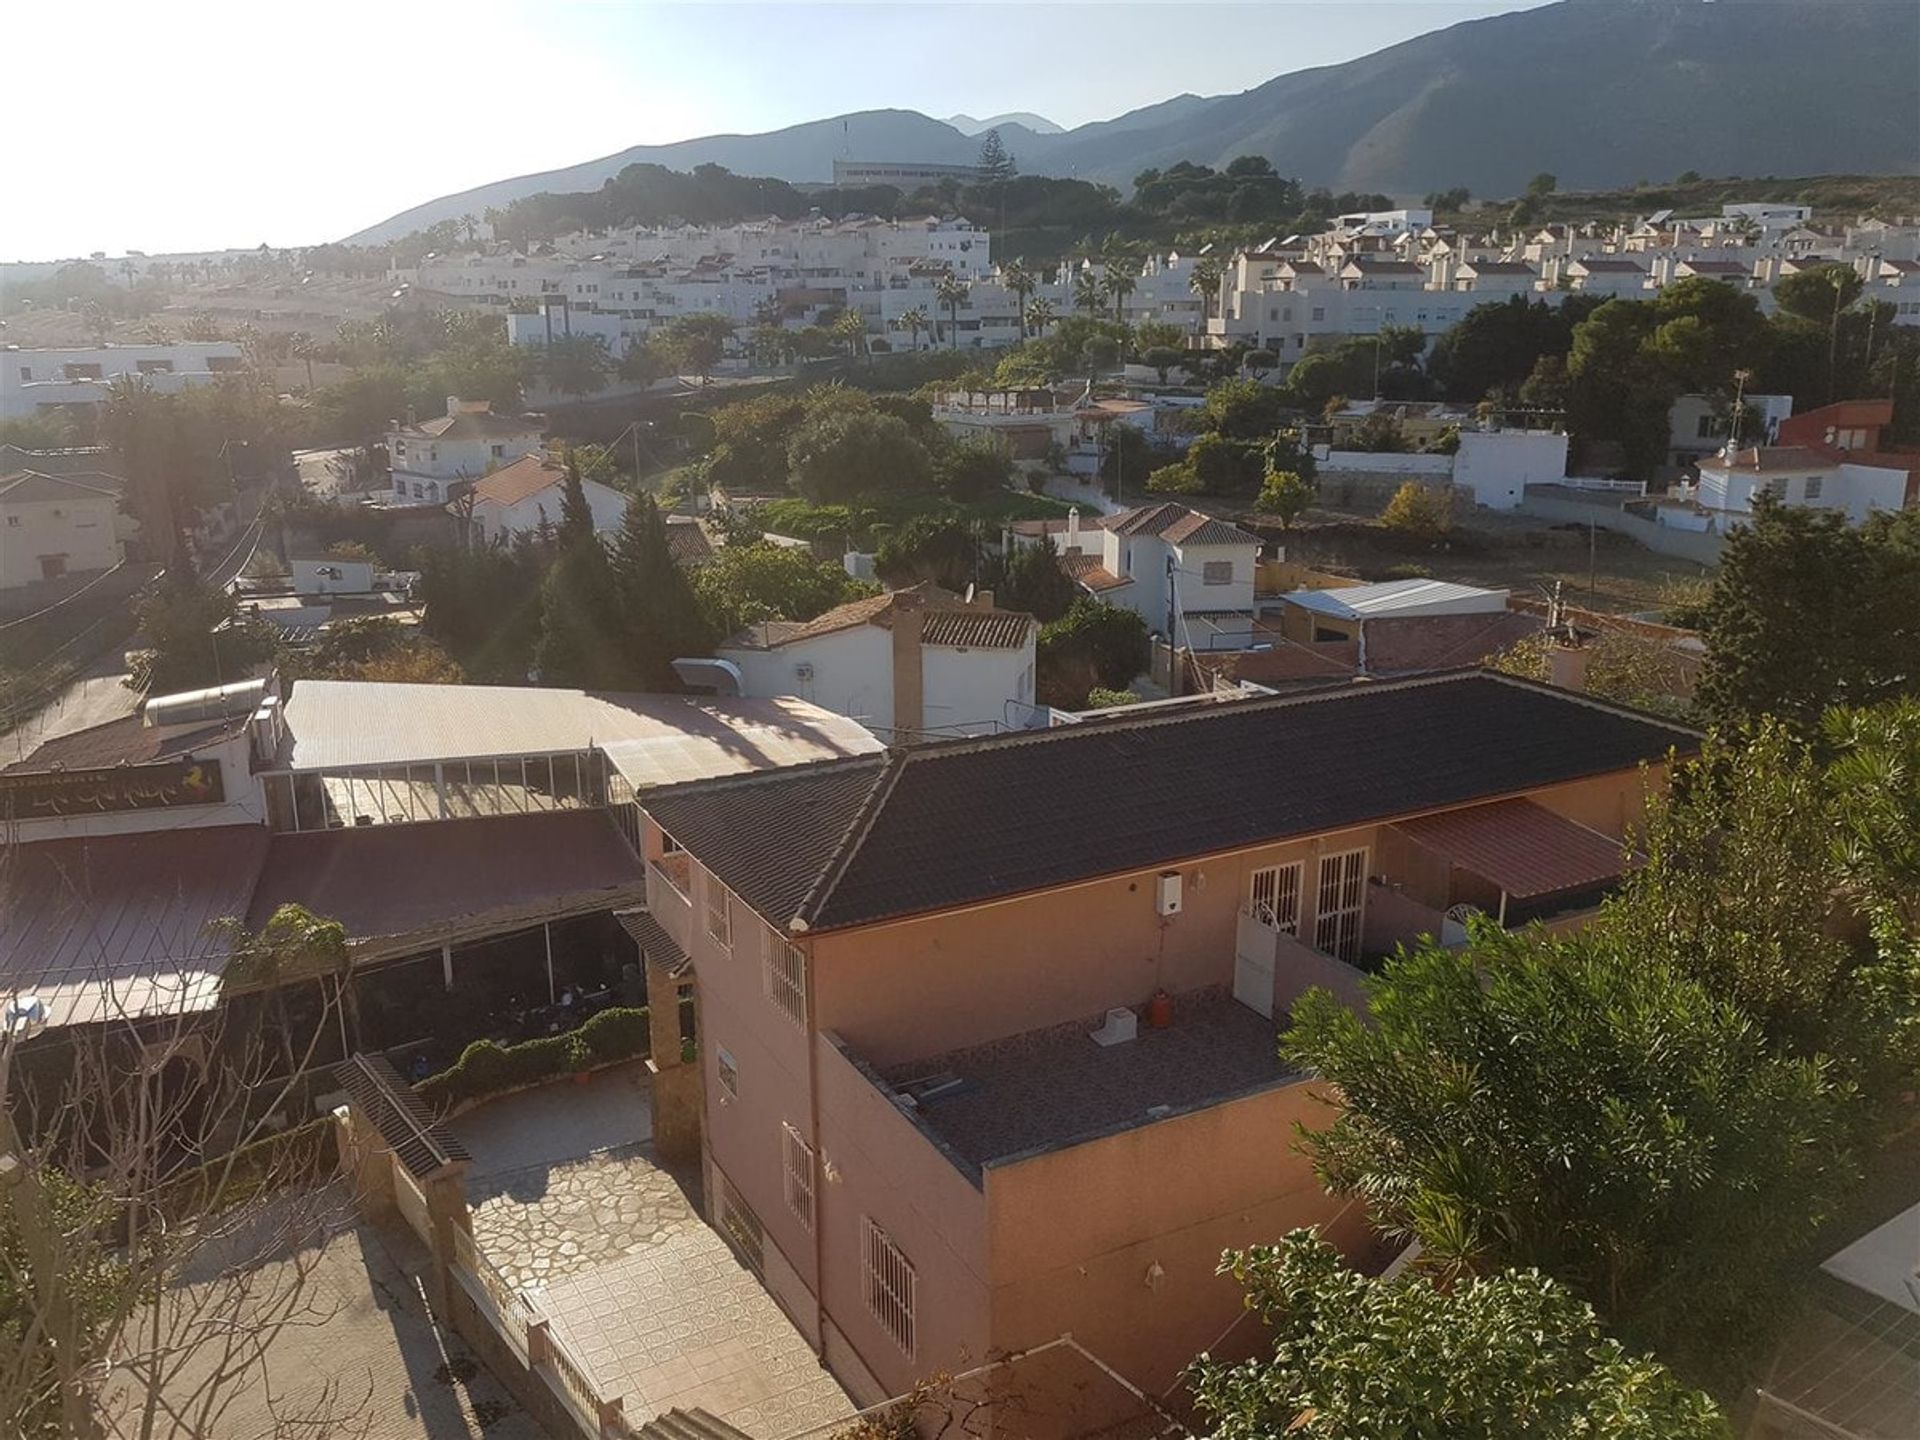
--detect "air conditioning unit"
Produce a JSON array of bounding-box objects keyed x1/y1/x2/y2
[
  {"x1": 1155, "y1": 871, "x2": 1183, "y2": 917},
  {"x1": 794, "y1": 662, "x2": 815, "y2": 682}
]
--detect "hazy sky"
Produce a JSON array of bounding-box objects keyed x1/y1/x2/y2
[{"x1": 4, "y1": 0, "x2": 1550, "y2": 262}]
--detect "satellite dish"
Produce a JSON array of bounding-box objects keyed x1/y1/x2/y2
[{"x1": 962, "y1": 583, "x2": 976, "y2": 605}]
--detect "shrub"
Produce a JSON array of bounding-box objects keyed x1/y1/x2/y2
[
  {"x1": 1086, "y1": 687, "x2": 1139, "y2": 709},
  {"x1": 1146, "y1": 460, "x2": 1203, "y2": 495},
  {"x1": 578, "y1": 1006, "x2": 651, "y2": 1064},
  {"x1": 1379, "y1": 481, "x2": 1456, "y2": 541}
]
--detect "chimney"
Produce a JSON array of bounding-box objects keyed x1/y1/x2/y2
[
  {"x1": 1066, "y1": 506, "x2": 1080, "y2": 552},
  {"x1": 446, "y1": 395, "x2": 462, "y2": 418},
  {"x1": 1548, "y1": 636, "x2": 1589, "y2": 692},
  {"x1": 890, "y1": 590, "x2": 926, "y2": 741}
]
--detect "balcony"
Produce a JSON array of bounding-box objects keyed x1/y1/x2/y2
[{"x1": 645, "y1": 851, "x2": 694, "y2": 954}]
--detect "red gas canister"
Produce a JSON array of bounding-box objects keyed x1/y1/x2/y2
[{"x1": 1147, "y1": 990, "x2": 1173, "y2": 1028}]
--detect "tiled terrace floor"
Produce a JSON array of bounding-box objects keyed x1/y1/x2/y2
[
  {"x1": 450, "y1": 1066, "x2": 854, "y2": 1439},
  {"x1": 880, "y1": 988, "x2": 1293, "y2": 1173}
]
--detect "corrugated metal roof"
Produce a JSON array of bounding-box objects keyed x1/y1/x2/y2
[
  {"x1": 1285, "y1": 579, "x2": 1508, "y2": 620},
  {"x1": 0, "y1": 825, "x2": 270, "y2": 1030},
  {"x1": 278, "y1": 681, "x2": 882, "y2": 778}
]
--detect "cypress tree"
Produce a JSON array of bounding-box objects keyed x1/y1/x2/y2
[{"x1": 609, "y1": 494, "x2": 712, "y2": 690}]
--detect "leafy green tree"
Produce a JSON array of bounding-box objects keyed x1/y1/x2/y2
[
  {"x1": 874, "y1": 515, "x2": 980, "y2": 590},
  {"x1": 1192, "y1": 1232, "x2": 1723, "y2": 1440},
  {"x1": 1565, "y1": 299, "x2": 1672, "y2": 477},
  {"x1": 935, "y1": 437, "x2": 1013, "y2": 502},
  {"x1": 1038, "y1": 598, "x2": 1149, "y2": 706},
  {"x1": 1143, "y1": 345, "x2": 1183, "y2": 384},
  {"x1": 1772, "y1": 263, "x2": 1864, "y2": 327},
  {"x1": 788, "y1": 409, "x2": 934, "y2": 504},
  {"x1": 1380, "y1": 480, "x2": 1455, "y2": 540},
  {"x1": 128, "y1": 576, "x2": 279, "y2": 695},
  {"x1": 1526, "y1": 171, "x2": 1558, "y2": 197},
  {"x1": 1255, "y1": 467, "x2": 1314, "y2": 529},
  {"x1": 608, "y1": 491, "x2": 711, "y2": 687},
  {"x1": 1200, "y1": 376, "x2": 1284, "y2": 440},
  {"x1": 540, "y1": 334, "x2": 611, "y2": 398},
  {"x1": 691, "y1": 541, "x2": 870, "y2": 635},
  {"x1": 1080, "y1": 334, "x2": 1120, "y2": 380},
  {"x1": 660, "y1": 313, "x2": 733, "y2": 382},
  {"x1": 993, "y1": 534, "x2": 1079, "y2": 623},
  {"x1": 831, "y1": 308, "x2": 868, "y2": 361},
  {"x1": 1696, "y1": 500, "x2": 1920, "y2": 734},
  {"x1": 1285, "y1": 922, "x2": 1854, "y2": 1376}
]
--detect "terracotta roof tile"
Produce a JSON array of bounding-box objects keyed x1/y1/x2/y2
[
  {"x1": 1061, "y1": 554, "x2": 1131, "y2": 592},
  {"x1": 468, "y1": 454, "x2": 568, "y2": 508}
]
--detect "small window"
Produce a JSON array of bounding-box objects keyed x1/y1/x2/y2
[
  {"x1": 204, "y1": 356, "x2": 242, "y2": 373},
  {"x1": 767, "y1": 937, "x2": 807, "y2": 1026},
  {"x1": 63, "y1": 362, "x2": 104, "y2": 380},
  {"x1": 862, "y1": 1217, "x2": 917, "y2": 1358},
  {"x1": 136, "y1": 359, "x2": 174, "y2": 374},
  {"x1": 705, "y1": 875, "x2": 732, "y2": 949},
  {"x1": 491, "y1": 443, "x2": 506, "y2": 458},
  {"x1": 1202, "y1": 560, "x2": 1233, "y2": 586},
  {"x1": 1249, "y1": 862, "x2": 1304, "y2": 935},
  {"x1": 1311, "y1": 307, "x2": 1326, "y2": 322},
  {"x1": 18, "y1": 367, "x2": 31, "y2": 381},
  {"x1": 1803, "y1": 475, "x2": 1824, "y2": 501},
  {"x1": 716, "y1": 1046, "x2": 739, "y2": 1101},
  {"x1": 5, "y1": 516, "x2": 19, "y2": 528},
  {"x1": 783, "y1": 1122, "x2": 815, "y2": 1231}
]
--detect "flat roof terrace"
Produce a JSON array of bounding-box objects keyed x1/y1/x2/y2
[{"x1": 873, "y1": 989, "x2": 1295, "y2": 1180}]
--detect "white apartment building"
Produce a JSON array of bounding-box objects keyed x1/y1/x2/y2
[
  {"x1": 0, "y1": 343, "x2": 245, "y2": 421},
  {"x1": 386, "y1": 397, "x2": 544, "y2": 504}
]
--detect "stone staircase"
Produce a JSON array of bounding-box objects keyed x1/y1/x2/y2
[{"x1": 633, "y1": 1407, "x2": 759, "y2": 1440}]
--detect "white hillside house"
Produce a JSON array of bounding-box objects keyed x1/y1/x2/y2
[
  {"x1": 715, "y1": 585, "x2": 1038, "y2": 739},
  {"x1": 457, "y1": 454, "x2": 629, "y2": 544},
  {"x1": 387, "y1": 398, "x2": 543, "y2": 504}
]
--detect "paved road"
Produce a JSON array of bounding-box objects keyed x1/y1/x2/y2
[{"x1": 0, "y1": 648, "x2": 140, "y2": 763}]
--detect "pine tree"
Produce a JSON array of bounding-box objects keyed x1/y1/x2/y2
[
  {"x1": 609, "y1": 494, "x2": 712, "y2": 690},
  {"x1": 533, "y1": 458, "x2": 624, "y2": 687},
  {"x1": 976, "y1": 129, "x2": 1016, "y2": 188}
]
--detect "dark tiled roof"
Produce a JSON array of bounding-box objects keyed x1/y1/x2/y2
[
  {"x1": 640, "y1": 671, "x2": 1698, "y2": 935},
  {"x1": 1108, "y1": 502, "x2": 1198, "y2": 537},
  {"x1": 616, "y1": 908, "x2": 689, "y2": 976}
]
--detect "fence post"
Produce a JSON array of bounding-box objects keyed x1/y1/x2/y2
[
  {"x1": 527, "y1": 1317, "x2": 553, "y2": 1368},
  {"x1": 598, "y1": 1395, "x2": 625, "y2": 1434}
]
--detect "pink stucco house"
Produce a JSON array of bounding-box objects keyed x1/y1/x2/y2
[{"x1": 629, "y1": 671, "x2": 1694, "y2": 1403}]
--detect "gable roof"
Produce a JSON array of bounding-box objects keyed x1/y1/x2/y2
[
  {"x1": 1108, "y1": 503, "x2": 1258, "y2": 547},
  {"x1": 1060, "y1": 553, "x2": 1131, "y2": 592},
  {"x1": 395, "y1": 408, "x2": 543, "y2": 442},
  {"x1": 723, "y1": 585, "x2": 1033, "y2": 652},
  {"x1": 467, "y1": 453, "x2": 568, "y2": 508},
  {"x1": 640, "y1": 670, "x2": 1697, "y2": 936},
  {"x1": 0, "y1": 470, "x2": 122, "y2": 504}
]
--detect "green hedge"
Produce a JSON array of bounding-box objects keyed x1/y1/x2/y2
[{"x1": 415, "y1": 1006, "x2": 650, "y2": 1110}]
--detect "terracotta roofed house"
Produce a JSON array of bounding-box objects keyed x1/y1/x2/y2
[
  {"x1": 455, "y1": 452, "x2": 629, "y2": 544},
  {"x1": 714, "y1": 584, "x2": 1038, "y2": 740},
  {"x1": 387, "y1": 396, "x2": 543, "y2": 505},
  {"x1": 628, "y1": 669, "x2": 1698, "y2": 1403}
]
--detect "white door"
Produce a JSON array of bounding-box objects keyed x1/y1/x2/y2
[{"x1": 1234, "y1": 934, "x2": 1276, "y2": 1018}]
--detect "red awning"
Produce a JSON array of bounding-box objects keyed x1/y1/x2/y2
[{"x1": 1393, "y1": 798, "x2": 1633, "y2": 899}]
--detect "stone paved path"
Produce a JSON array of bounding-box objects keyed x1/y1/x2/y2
[
  {"x1": 466, "y1": 1144, "x2": 701, "y2": 1291},
  {"x1": 451, "y1": 1073, "x2": 855, "y2": 1439}
]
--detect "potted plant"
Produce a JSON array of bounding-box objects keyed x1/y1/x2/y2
[{"x1": 567, "y1": 1033, "x2": 593, "y2": 1086}]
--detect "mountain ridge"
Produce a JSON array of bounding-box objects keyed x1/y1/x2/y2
[{"x1": 342, "y1": 0, "x2": 1918, "y2": 245}]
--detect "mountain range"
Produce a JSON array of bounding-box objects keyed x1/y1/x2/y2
[
  {"x1": 344, "y1": 0, "x2": 1918, "y2": 245},
  {"x1": 944, "y1": 113, "x2": 1064, "y2": 137}
]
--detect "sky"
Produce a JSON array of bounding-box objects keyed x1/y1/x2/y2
[{"x1": 2, "y1": 0, "x2": 1552, "y2": 262}]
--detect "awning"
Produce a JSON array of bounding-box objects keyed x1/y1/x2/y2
[
  {"x1": 248, "y1": 810, "x2": 646, "y2": 963},
  {"x1": 1393, "y1": 798, "x2": 1633, "y2": 900},
  {"x1": 0, "y1": 825, "x2": 271, "y2": 1030}
]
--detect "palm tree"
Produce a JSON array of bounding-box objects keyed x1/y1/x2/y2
[
  {"x1": 1025, "y1": 299, "x2": 1057, "y2": 337},
  {"x1": 1105, "y1": 267, "x2": 1137, "y2": 324},
  {"x1": 935, "y1": 274, "x2": 968, "y2": 351},
  {"x1": 1072, "y1": 268, "x2": 1103, "y2": 317},
  {"x1": 832, "y1": 308, "x2": 868, "y2": 363},
  {"x1": 1189, "y1": 257, "x2": 1223, "y2": 321},
  {"x1": 1001, "y1": 260, "x2": 1036, "y2": 340},
  {"x1": 897, "y1": 307, "x2": 930, "y2": 352}
]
